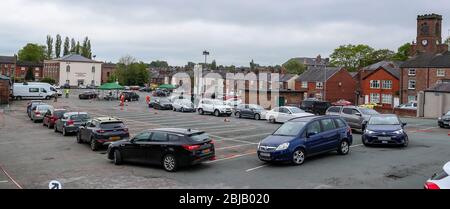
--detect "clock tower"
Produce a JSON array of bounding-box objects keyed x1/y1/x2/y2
[{"x1": 411, "y1": 14, "x2": 448, "y2": 55}]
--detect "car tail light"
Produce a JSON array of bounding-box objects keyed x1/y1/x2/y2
[
  {"x1": 35, "y1": 111, "x2": 40, "y2": 116},
  {"x1": 123, "y1": 128, "x2": 129, "y2": 133},
  {"x1": 424, "y1": 182, "x2": 440, "y2": 190},
  {"x1": 210, "y1": 140, "x2": 215, "y2": 145},
  {"x1": 182, "y1": 144, "x2": 200, "y2": 151},
  {"x1": 67, "y1": 120, "x2": 74, "y2": 126},
  {"x1": 210, "y1": 156, "x2": 216, "y2": 161},
  {"x1": 96, "y1": 130, "x2": 105, "y2": 133}
]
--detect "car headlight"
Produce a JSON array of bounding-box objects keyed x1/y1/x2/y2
[
  {"x1": 275, "y1": 142, "x2": 289, "y2": 151},
  {"x1": 257, "y1": 142, "x2": 261, "y2": 149},
  {"x1": 365, "y1": 129, "x2": 375, "y2": 134},
  {"x1": 393, "y1": 130, "x2": 403, "y2": 134},
  {"x1": 438, "y1": 117, "x2": 442, "y2": 120}
]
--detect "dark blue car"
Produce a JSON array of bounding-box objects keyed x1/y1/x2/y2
[
  {"x1": 257, "y1": 115, "x2": 353, "y2": 165},
  {"x1": 362, "y1": 114, "x2": 408, "y2": 147}
]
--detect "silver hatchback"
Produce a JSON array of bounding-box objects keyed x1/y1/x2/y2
[
  {"x1": 326, "y1": 106, "x2": 379, "y2": 130},
  {"x1": 30, "y1": 104, "x2": 54, "y2": 123}
]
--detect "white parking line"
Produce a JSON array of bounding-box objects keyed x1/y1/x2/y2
[
  {"x1": 408, "y1": 127, "x2": 438, "y2": 133},
  {"x1": 0, "y1": 180, "x2": 8, "y2": 183},
  {"x1": 245, "y1": 165, "x2": 267, "y2": 172},
  {"x1": 205, "y1": 152, "x2": 256, "y2": 164}
]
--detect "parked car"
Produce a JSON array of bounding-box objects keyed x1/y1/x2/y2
[
  {"x1": 257, "y1": 115, "x2": 352, "y2": 165},
  {"x1": 122, "y1": 91, "x2": 140, "y2": 101},
  {"x1": 332, "y1": 99, "x2": 352, "y2": 106},
  {"x1": 149, "y1": 97, "x2": 173, "y2": 110},
  {"x1": 139, "y1": 87, "x2": 152, "y2": 92},
  {"x1": 78, "y1": 91, "x2": 98, "y2": 100},
  {"x1": 300, "y1": 98, "x2": 331, "y2": 115},
  {"x1": 197, "y1": 99, "x2": 233, "y2": 117},
  {"x1": 77, "y1": 117, "x2": 130, "y2": 151},
  {"x1": 62, "y1": 83, "x2": 70, "y2": 89},
  {"x1": 437, "y1": 111, "x2": 450, "y2": 128},
  {"x1": 13, "y1": 83, "x2": 55, "y2": 100},
  {"x1": 265, "y1": 106, "x2": 314, "y2": 123},
  {"x1": 234, "y1": 104, "x2": 267, "y2": 120},
  {"x1": 43, "y1": 108, "x2": 67, "y2": 129},
  {"x1": 424, "y1": 161, "x2": 450, "y2": 190},
  {"x1": 129, "y1": 86, "x2": 141, "y2": 90},
  {"x1": 86, "y1": 84, "x2": 96, "y2": 89},
  {"x1": 54, "y1": 112, "x2": 91, "y2": 136},
  {"x1": 397, "y1": 101, "x2": 417, "y2": 110},
  {"x1": 154, "y1": 89, "x2": 169, "y2": 97},
  {"x1": 359, "y1": 102, "x2": 382, "y2": 109},
  {"x1": 326, "y1": 106, "x2": 379, "y2": 130},
  {"x1": 225, "y1": 98, "x2": 242, "y2": 108},
  {"x1": 361, "y1": 114, "x2": 408, "y2": 147},
  {"x1": 172, "y1": 99, "x2": 195, "y2": 112},
  {"x1": 27, "y1": 100, "x2": 45, "y2": 118},
  {"x1": 78, "y1": 84, "x2": 87, "y2": 89},
  {"x1": 30, "y1": 104, "x2": 53, "y2": 123},
  {"x1": 106, "y1": 128, "x2": 215, "y2": 172}
]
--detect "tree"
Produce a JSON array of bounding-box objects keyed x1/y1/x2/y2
[
  {"x1": 185, "y1": 62, "x2": 196, "y2": 70},
  {"x1": 444, "y1": 36, "x2": 450, "y2": 46},
  {"x1": 25, "y1": 67, "x2": 35, "y2": 81},
  {"x1": 116, "y1": 56, "x2": 149, "y2": 86},
  {"x1": 283, "y1": 59, "x2": 307, "y2": 74},
  {"x1": 40, "y1": 77, "x2": 56, "y2": 85},
  {"x1": 149, "y1": 60, "x2": 169, "y2": 68},
  {"x1": 18, "y1": 43, "x2": 47, "y2": 62},
  {"x1": 46, "y1": 35, "x2": 53, "y2": 59},
  {"x1": 81, "y1": 37, "x2": 88, "y2": 57},
  {"x1": 63, "y1": 37, "x2": 70, "y2": 56},
  {"x1": 210, "y1": 60, "x2": 217, "y2": 70},
  {"x1": 75, "y1": 41, "x2": 80, "y2": 54},
  {"x1": 55, "y1": 34, "x2": 62, "y2": 58},
  {"x1": 330, "y1": 44, "x2": 375, "y2": 72},
  {"x1": 86, "y1": 40, "x2": 92, "y2": 59},
  {"x1": 107, "y1": 71, "x2": 118, "y2": 83},
  {"x1": 369, "y1": 49, "x2": 395, "y2": 63},
  {"x1": 392, "y1": 43, "x2": 412, "y2": 61},
  {"x1": 70, "y1": 38, "x2": 76, "y2": 53}
]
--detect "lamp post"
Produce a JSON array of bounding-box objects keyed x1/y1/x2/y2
[
  {"x1": 92, "y1": 66, "x2": 95, "y2": 86},
  {"x1": 202, "y1": 50, "x2": 209, "y2": 68}
]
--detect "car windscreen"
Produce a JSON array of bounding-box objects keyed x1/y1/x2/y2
[
  {"x1": 368, "y1": 116, "x2": 400, "y2": 125},
  {"x1": 360, "y1": 108, "x2": 379, "y2": 115},
  {"x1": 100, "y1": 122, "x2": 125, "y2": 129},
  {"x1": 70, "y1": 114, "x2": 90, "y2": 121},
  {"x1": 445, "y1": 111, "x2": 450, "y2": 116},
  {"x1": 37, "y1": 105, "x2": 52, "y2": 111},
  {"x1": 249, "y1": 104, "x2": 264, "y2": 110},
  {"x1": 54, "y1": 111, "x2": 66, "y2": 118},
  {"x1": 273, "y1": 121, "x2": 307, "y2": 136},
  {"x1": 289, "y1": 107, "x2": 305, "y2": 114},
  {"x1": 189, "y1": 132, "x2": 210, "y2": 142}
]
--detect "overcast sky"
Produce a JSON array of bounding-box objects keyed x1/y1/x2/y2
[{"x1": 1, "y1": 0, "x2": 450, "y2": 66}]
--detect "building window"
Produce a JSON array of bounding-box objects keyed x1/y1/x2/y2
[
  {"x1": 381, "y1": 80, "x2": 392, "y2": 89},
  {"x1": 437, "y1": 69, "x2": 445, "y2": 77},
  {"x1": 316, "y1": 82, "x2": 323, "y2": 89},
  {"x1": 370, "y1": 93, "x2": 380, "y2": 103},
  {"x1": 381, "y1": 94, "x2": 392, "y2": 104},
  {"x1": 437, "y1": 80, "x2": 443, "y2": 84},
  {"x1": 370, "y1": 80, "x2": 380, "y2": 89},
  {"x1": 301, "y1": 81, "x2": 307, "y2": 88},
  {"x1": 408, "y1": 80, "x2": 416, "y2": 89},
  {"x1": 408, "y1": 69, "x2": 416, "y2": 76},
  {"x1": 92, "y1": 66, "x2": 95, "y2": 73},
  {"x1": 408, "y1": 95, "x2": 416, "y2": 102}
]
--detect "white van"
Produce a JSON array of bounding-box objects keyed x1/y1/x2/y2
[
  {"x1": 17, "y1": 82, "x2": 61, "y2": 96},
  {"x1": 13, "y1": 84, "x2": 55, "y2": 100}
]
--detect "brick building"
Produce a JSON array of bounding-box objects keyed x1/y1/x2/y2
[
  {"x1": 101, "y1": 63, "x2": 116, "y2": 84},
  {"x1": 295, "y1": 67, "x2": 357, "y2": 103},
  {"x1": 0, "y1": 56, "x2": 16, "y2": 78},
  {"x1": 15, "y1": 61, "x2": 44, "y2": 81}
]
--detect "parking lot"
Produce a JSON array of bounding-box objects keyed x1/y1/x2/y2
[{"x1": 1, "y1": 90, "x2": 450, "y2": 189}]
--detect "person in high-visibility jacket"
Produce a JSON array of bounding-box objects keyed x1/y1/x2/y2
[
  {"x1": 64, "y1": 89, "x2": 70, "y2": 98},
  {"x1": 120, "y1": 93, "x2": 125, "y2": 106}
]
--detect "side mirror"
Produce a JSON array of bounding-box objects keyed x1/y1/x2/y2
[
  {"x1": 402, "y1": 122, "x2": 407, "y2": 127},
  {"x1": 362, "y1": 121, "x2": 368, "y2": 131},
  {"x1": 307, "y1": 132, "x2": 316, "y2": 138},
  {"x1": 355, "y1": 112, "x2": 362, "y2": 117}
]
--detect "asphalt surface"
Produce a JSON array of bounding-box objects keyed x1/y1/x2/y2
[{"x1": 0, "y1": 90, "x2": 449, "y2": 189}]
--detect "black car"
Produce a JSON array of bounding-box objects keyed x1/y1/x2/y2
[
  {"x1": 107, "y1": 128, "x2": 215, "y2": 172},
  {"x1": 235, "y1": 104, "x2": 267, "y2": 120},
  {"x1": 77, "y1": 117, "x2": 130, "y2": 151},
  {"x1": 149, "y1": 97, "x2": 172, "y2": 110},
  {"x1": 139, "y1": 87, "x2": 152, "y2": 92},
  {"x1": 438, "y1": 111, "x2": 450, "y2": 128},
  {"x1": 122, "y1": 91, "x2": 140, "y2": 101},
  {"x1": 78, "y1": 91, "x2": 98, "y2": 99},
  {"x1": 300, "y1": 99, "x2": 331, "y2": 115}
]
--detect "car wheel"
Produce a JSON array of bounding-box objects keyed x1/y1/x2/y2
[
  {"x1": 76, "y1": 132, "x2": 83, "y2": 144},
  {"x1": 198, "y1": 108, "x2": 204, "y2": 115},
  {"x1": 269, "y1": 116, "x2": 276, "y2": 123},
  {"x1": 236, "y1": 112, "x2": 241, "y2": 118},
  {"x1": 48, "y1": 123, "x2": 53, "y2": 129},
  {"x1": 45, "y1": 96, "x2": 50, "y2": 100},
  {"x1": 337, "y1": 140, "x2": 350, "y2": 155},
  {"x1": 16, "y1": 96, "x2": 22, "y2": 100},
  {"x1": 214, "y1": 110, "x2": 220, "y2": 117},
  {"x1": 292, "y1": 148, "x2": 305, "y2": 165},
  {"x1": 162, "y1": 154, "x2": 177, "y2": 172},
  {"x1": 173, "y1": 107, "x2": 176, "y2": 111},
  {"x1": 181, "y1": 107, "x2": 184, "y2": 112},
  {"x1": 254, "y1": 114, "x2": 261, "y2": 120},
  {"x1": 62, "y1": 128, "x2": 68, "y2": 136},
  {"x1": 114, "y1": 149, "x2": 123, "y2": 165},
  {"x1": 54, "y1": 125, "x2": 58, "y2": 133},
  {"x1": 90, "y1": 138, "x2": 99, "y2": 151},
  {"x1": 403, "y1": 137, "x2": 409, "y2": 147}
]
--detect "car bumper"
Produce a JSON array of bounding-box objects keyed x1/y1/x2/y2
[
  {"x1": 180, "y1": 152, "x2": 216, "y2": 166},
  {"x1": 362, "y1": 133, "x2": 407, "y2": 145},
  {"x1": 438, "y1": 121, "x2": 450, "y2": 127},
  {"x1": 94, "y1": 134, "x2": 130, "y2": 145},
  {"x1": 257, "y1": 150, "x2": 292, "y2": 162},
  {"x1": 64, "y1": 126, "x2": 80, "y2": 133}
]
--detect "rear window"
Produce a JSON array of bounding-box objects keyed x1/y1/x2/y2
[
  {"x1": 328, "y1": 106, "x2": 341, "y2": 113},
  {"x1": 189, "y1": 132, "x2": 210, "y2": 142},
  {"x1": 54, "y1": 111, "x2": 66, "y2": 118},
  {"x1": 38, "y1": 105, "x2": 51, "y2": 111},
  {"x1": 70, "y1": 114, "x2": 90, "y2": 121},
  {"x1": 100, "y1": 122, "x2": 125, "y2": 129},
  {"x1": 431, "y1": 170, "x2": 449, "y2": 181}
]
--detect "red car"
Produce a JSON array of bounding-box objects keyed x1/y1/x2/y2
[{"x1": 43, "y1": 109, "x2": 67, "y2": 129}]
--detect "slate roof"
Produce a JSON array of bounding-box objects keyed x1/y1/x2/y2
[
  {"x1": 425, "y1": 83, "x2": 450, "y2": 93},
  {"x1": 52, "y1": 54, "x2": 102, "y2": 63},
  {"x1": 295, "y1": 67, "x2": 341, "y2": 82},
  {"x1": 400, "y1": 51, "x2": 450, "y2": 68},
  {"x1": 285, "y1": 57, "x2": 330, "y2": 67},
  {"x1": 0, "y1": 56, "x2": 15, "y2": 64}
]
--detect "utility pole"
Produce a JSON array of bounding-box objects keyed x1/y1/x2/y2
[{"x1": 203, "y1": 50, "x2": 209, "y2": 69}]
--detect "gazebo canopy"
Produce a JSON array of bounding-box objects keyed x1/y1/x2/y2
[
  {"x1": 159, "y1": 84, "x2": 176, "y2": 89},
  {"x1": 98, "y1": 82, "x2": 124, "y2": 90}
]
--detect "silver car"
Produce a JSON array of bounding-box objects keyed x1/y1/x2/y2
[
  {"x1": 326, "y1": 106, "x2": 379, "y2": 130},
  {"x1": 172, "y1": 99, "x2": 195, "y2": 112},
  {"x1": 30, "y1": 104, "x2": 53, "y2": 123}
]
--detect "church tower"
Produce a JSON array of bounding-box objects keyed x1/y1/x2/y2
[{"x1": 411, "y1": 14, "x2": 448, "y2": 55}]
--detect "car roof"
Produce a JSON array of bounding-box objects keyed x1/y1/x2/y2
[
  {"x1": 289, "y1": 115, "x2": 340, "y2": 122},
  {"x1": 65, "y1": 112, "x2": 88, "y2": 115},
  {"x1": 152, "y1": 128, "x2": 203, "y2": 135},
  {"x1": 444, "y1": 162, "x2": 450, "y2": 174},
  {"x1": 370, "y1": 114, "x2": 397, "y2": 117},
  {"x1": 93, "y1": 117, "x2": 122, "y2": 123},
  {"x1": 54, "y1": 109, "x2": 67, "y2": 111}
]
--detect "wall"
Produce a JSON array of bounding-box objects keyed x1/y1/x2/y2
[
  {"x1": 361, "y1": 68, "x2": 399, "y2": 108},
  {"x1": 401, "y1": 67, "x2": 450, "y2": 103},
  {"x1": 423, "y1": 91, "x2": 450, "y2": 118},
  {"x1": 325, "y1": 69, "x2": 357, "y2": 103},
  {"x1": 58, "y1": 62, "x2": 102, "y2": 87}
]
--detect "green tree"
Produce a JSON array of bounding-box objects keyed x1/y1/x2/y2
[
  {"x1": 75, "y1": 41, "x2": 81, "y2": 54},
  {"x1": 46, "y1": 35, "x2": 53, "y2": 59},
  {"x1": 25, "y1": 67, "x2": 35, "y2": 81},
  {"x1": 250, "y1": 59, "x2": 256, "y2": 70},
  {"x1": 369, "y1": 49, "x2": 395, "y2": 63},
  {"x1": 55, "y1": 34, "x2": 62, "y2": 58},
  {"x1": 40, "y1": 77, "x2": 56, "y2": 85},
  {"x1": 210, "y1": 60, "x2": 217, "y2": 70},
  {"x1": 330, "y1": 44, "x2": 375, "y2": 72},
  {"x1": 81, "y1": 37, "x2": 88, "y2": 58},
  {"x1": 116, "y1": 56, "x2": 149, "y2": 86},
  {"x1": 86, "y1": 40, "x2": 92, "y2": 59},
  {"x1": 392, "y1": 43, "x2": 412, "y2": 61},
  {"x1": 283, "y1": 59, "x2": 307, "y2": 74},
  {"x1": 107, "y1": 71, "x2": 118, "y2": 83},
  {"x1": 18, "y1": 43, "x2": 47, "y2": 62},
  {"x1": 185, "y1": 61, "x2": 196, "y2": 70},
  {"x1": 149, "y1": 60, "x2": 169, "y2": 68},
  {"x1": 444, "y1": 36, "x2": 450, "y2": 46},
  {"x1": 63, "y1": 37, "x2": 70, "y2": 56},
  {"x1": 70, "y1": 38, "x2": 76, "y2": 53}
]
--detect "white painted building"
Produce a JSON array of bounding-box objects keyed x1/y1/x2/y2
[{"x1": 43, "y1": 54, "x2": 102, "y2": 87}]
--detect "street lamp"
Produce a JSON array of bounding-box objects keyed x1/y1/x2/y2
[
  {"x1": 92, "y1": 66, "x2": 95, "y2": 86},
  {"x1": 202, "y1": 50, "x2": 209, "y2": 68}
]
